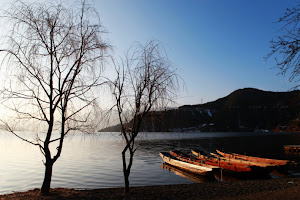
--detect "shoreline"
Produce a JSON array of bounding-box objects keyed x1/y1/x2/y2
[{"x1": 1, "y1": 177, "x2": 300, "y2": 199}]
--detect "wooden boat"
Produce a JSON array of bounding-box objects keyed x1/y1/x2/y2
[
  {"x1": 210, "y1": 152, "x2": 275, "y2": 167},
  {"x1": 159, "y1": 152, "x2": 213, "y2": 175},
  {"x1": 169, "y1": 150, "x2": 220, "y2": 172},
  {"x1": 190, "y1": 150, "x2": 252, "y2": 172},
  {"x1": 216, "y1": 150, "x2": 290, "y2": 166}
]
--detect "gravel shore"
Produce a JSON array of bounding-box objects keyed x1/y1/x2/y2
[{"x1": 1, "y1": 177, "x2": 300, "y2": 200}]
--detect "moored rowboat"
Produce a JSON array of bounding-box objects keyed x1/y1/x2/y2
[
  {"x1": 216, "y1": 150, "x2": 290, "y2": 166},
  {"x1": 159, "y1": 152, "x2": 213, "y2": 175},
  {"x1": 210, "y1": 152, "x2": 275, "y2": 167},
  {"x1": 190, "y1": 150, "x2": 252, "y2": 172},
  {"x1": 169, "y1": 150, "x2": 220, "y2": 172}
]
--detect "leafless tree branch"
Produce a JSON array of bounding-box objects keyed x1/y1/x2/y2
[
  {"x1": 265, "y1": 3, "x2": 300, "y2": 89},
  {"x1": 109, "y1": 40, "x2": 182, "y2": 193},
  {"x1": 0, "y1": 0, "x2": 110, "y2": 194}
]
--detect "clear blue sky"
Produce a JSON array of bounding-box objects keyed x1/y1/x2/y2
[
  {"x1": 1, "y1": 0, "x2": 296, "y2": 106},
  {"x1": 94, "y1": 0, "x2": 298, "y2": 106}
]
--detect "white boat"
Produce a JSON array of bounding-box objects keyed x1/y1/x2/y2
[{"x1": 159, "y1": 152, "x2": 213, "y2": 175}]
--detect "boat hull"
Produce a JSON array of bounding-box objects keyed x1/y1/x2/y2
[
  {"x1": 216, "y1": 150, "x2": 290, "y2": 166},
  {"x1": 159, "y1": 152, "x2": 212, "y2": 175},
  {"x1": 170, "y1": 150, "x2": 220, "y2": 172},
  {"x1": 191, "y1": 150, "x2": 252, "y2": 172},
  {"x1": 211, "y1": 152, "x2": 275, "y2": 167}
]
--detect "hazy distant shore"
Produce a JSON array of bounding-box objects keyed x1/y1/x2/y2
[
  {"x1": 100, "y1": 88, "x2": 300, "y2": 133},
  {"x1": 1, "y1": 177, "x2": 300, "y2": 199}
]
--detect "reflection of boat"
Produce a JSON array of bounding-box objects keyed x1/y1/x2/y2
[
  {"x1": 159, "y1": 152, "x2": 213, "y2": 175},
  {"x1": 216, "y1": 150, "x2": 291, "y2": 166},
  {"x1": 284, "y1": 145, "x2": 300, "y2": 154},
  {"x1": 190, "y1": 150, "x2": 252, "y2": 172},
  {"x1": 269, "y1": 169, "x2": 290, "y2": 178},
  {"x1": 169, "y1": 150, "x2": 220, "y2": 172},
  {"x1": 214, "y1": 172, "x2": 238, "y2": 182},
  {"x1": 160, "y1": 163, "x2": 211, "y2": 183}
]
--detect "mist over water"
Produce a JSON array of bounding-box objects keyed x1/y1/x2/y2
[{"x1": 0, "y1": 132, "x2": 300, "y2": 194}]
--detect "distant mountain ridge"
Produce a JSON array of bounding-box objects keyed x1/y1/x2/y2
[{"x1": 100, "y1": 88, "x2": 300, "y2": 132}]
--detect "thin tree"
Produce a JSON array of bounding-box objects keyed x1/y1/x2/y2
[
  {"x1": 110, "y1": 41, "x2": 181, "y2": 193},
  {"x1": 0, "y1": 0, "x2": 109, "y2": 194},
  {"x1": 266, "y1": 3, "x2": 300, "y2": 89}
]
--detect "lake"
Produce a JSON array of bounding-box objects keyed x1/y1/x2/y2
[{"x1": 0, "y1": 131, "x2": 300, "y2": 194}]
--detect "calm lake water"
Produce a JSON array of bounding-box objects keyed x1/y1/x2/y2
[{"x1": 0, "y1": 131, "x2": 300, "y2": 194}]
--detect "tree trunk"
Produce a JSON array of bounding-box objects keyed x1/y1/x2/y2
[
  {"x1": 122, "y1": 150, "x2": 130, "y2": 194},
  {"x1": 123, "y1": 170, "x2": 130, "y2": 193},
  {"x1": 41, "y1": 160, "x2": 53, "y2": 195},
  {"x1": 122, "y1": 143, "x2": 135, "y2": 194}
]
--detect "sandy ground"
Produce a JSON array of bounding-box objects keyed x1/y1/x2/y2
[{"x1": 1, "y1": 177, "x2": 300, "y2": 200}]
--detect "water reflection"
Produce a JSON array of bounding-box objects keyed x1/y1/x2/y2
[
  {"x1": 214, "y1": 172, "x2": 238, "y2": 182},
  {"x1": 0, "y1": 132, "x2": 300, "y2": 195},
  {"x1": 160, "y1": 162, "x2": 279, "y2": 183},
  {"x1": 160, "y1": 163, "x2": 214, "y2": 183}
]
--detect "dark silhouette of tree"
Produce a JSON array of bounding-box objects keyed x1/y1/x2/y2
[
  {"x1": 110, "y1": 41, "x2": 181, "y2": 193},
  {"x1": 266, "y1": 3, "x2": 300, "y2": 89},
  {"x1": 0, "y1": 0, "x2": 109, "y2": 195}
]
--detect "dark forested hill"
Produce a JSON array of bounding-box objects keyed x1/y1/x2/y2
[{"x1": 100, "y1": 88, "x2": 300, "y2": 132}]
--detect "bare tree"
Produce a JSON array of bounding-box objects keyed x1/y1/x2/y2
[
  {"x1": 110, "y1": 41, "x2": 181, "y2": 193},
  {"x1": 266, "y1": 3, "x2": 300, "y2": 89},
  {"x1": 0, "y1": 0, "x2": 109, "y2": 194}
]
